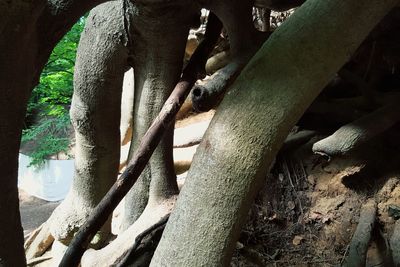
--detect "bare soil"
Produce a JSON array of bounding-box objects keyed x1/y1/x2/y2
[
  {"x1": 232, "y1": 128, "x2": 400, "y2": 267},
  {"x1": 19, "y1": 189, "x2": 60, "y2": 238}
]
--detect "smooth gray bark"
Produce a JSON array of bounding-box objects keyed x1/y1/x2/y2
[
  {"x1": 343, "y1": 200, "x2": 377, "y2": 267},
  {"x1": 49, "y1": 1, "x2": 131, "y2": 245},
  {"x1": 391, "y1": 220, "x2": 400, "y2": 266},
  {"x1": 312, "y1": 101, "x2": 400, "y2": 156},
  {"x1": 151, "y1": 0, "x2": 398, "y2": 266},
  {"x1": 121, "y1": 1, "x2": 196, "y2": 229}
]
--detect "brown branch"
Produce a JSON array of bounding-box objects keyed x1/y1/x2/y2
[{"x1": 58, "y1": 13, "x2": 222, "y2": 267}]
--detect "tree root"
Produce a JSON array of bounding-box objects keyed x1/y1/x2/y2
[
  {"x1": 390, "y1": 220, "x2": 400, "y2": 266},
  {"x1": 24, "y1": 222, "x2": 54, "y2": 260},
  {"x1": 205, "y1": 50, "x2": 230, "y2": 74},
  {"x1": 280, "y1": 130, "x2": 317, "y2": 153},
  {"x1": 49, "y1": 192, "x2": 112, "y2": 247},
  {"x1": 116, "y1": 215, "x2": 169, "y2": 267},
  {"x1": 175, "y1": 97, "x2": 193, "y2": 121},
  {"x1": 343, "y1": 199, "x2": 377, "y2": 267},
  {"x1": 312, "y1": 101, "x2": 400, "y2": 157},
  {"x1": 27, "y1": 255, "x2": 53, "y2": 266},
  {"x1": 81, "y1": 199, "x2": 176, "y2": 266},
  {"x1": 174, "y1": 119, "x2": 211, "y2": 148}
]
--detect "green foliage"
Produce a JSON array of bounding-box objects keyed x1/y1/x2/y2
[
  {"x1": 22, "y1": 116, "x2": 71, "y2": 167},
  {"x1": 22, "y1": 17, "x2": 86, "y2": 167}
]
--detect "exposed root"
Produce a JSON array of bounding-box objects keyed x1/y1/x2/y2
[
  {"x1": 205, "y1": 50, "x2": 230, "y2": 74},
  {"x1": 312, "y1": 102, "x2": 400, "y2": 156},
  {"x1": 24, "y1": 222, "x2": 54, "y2": 260},
  {"x1": 175, "y1": 109, "x2": 215, "y2": 128},
  {"x1": 48, "y1": 192, "x2": 111, "y2": 247},
  {"x1": 343, "y1": 199, "x2": 377, "y2": 267},
  {"x1": 174, "y1": 119, "x2": 211, "y2": 148},
  {"x1": 81, "y1": 197, "x2": 176, "y2": 266},
  {"x1": 174, "y1": 160, "x2": 192, "y2": 175},
  {"x1": 27, "y1": 255, "x2": 53, "y2": 266},
  {"x1": 390, "y1": 220, "x2": 400, "y2": 266},
  {"x1": 24, "y1": 223, "x2": 43, "y2": 249},
  {"x1": 50, "y1": 240, "x2": 70, "y2": 266},
  {"x1": 116, "y1": 215, "x2": 169, "y2": 267},
  {"x1": 280, "y1": 130, "x2": 316, "y2": 153},
  {"x1": 175, "y1": 97, "x2": 193, "y2": 121}
]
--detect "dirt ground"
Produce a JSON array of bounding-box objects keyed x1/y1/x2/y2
[
  {"x1": 232, "y1": 129, "x2": 400, "y2": 267},
  {"x1": 19, "y1": 189, "x2": 60, "y2": 239}
]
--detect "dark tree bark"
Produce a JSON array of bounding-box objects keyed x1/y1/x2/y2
[{"x1": 0, "y1": 0, "x2": 107, "y2": 265}]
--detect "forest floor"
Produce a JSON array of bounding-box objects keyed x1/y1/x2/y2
[
  {"x1": 232, "y1": 126, "x2": 400, "y2": 267},
  {"x1": 20, "y1": 118, "x2": 400, "y2": 267}
]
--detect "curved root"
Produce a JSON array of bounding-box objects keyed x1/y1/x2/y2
[
  {"x1": 390, "y1": 220, "x2": 400, "y2": 266},
  {"x1": 343, "y1": 199, "x2": 377, "y2": 267},
  {"x1": 313, "y1": 102, "x2": 400, "y2": 156},
  {"x1": 81, "y1": 197, "x2": 176, "y2": 266},
  {"x1": 24, "y1": 222, "x2": 54, "y2": 260}
]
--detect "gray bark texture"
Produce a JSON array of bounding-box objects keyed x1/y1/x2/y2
[
  {"x1": 48, "y1": 1, "x2": 132, "y2": 245},
  {"x1": 391, "y1": 220, "x2": 400, "y2": 266},
  {"x1": 343, "y1": 199, "x2": 377, "y2": 267},
  {"x1": 312, "y1": 101, "x2": 400, "y2": 156},
  {"x1": 121, "y1": 0, "x2": 196, "y2": 229},
  {"x1": 151, "y1": 0, "x2": 398, "y2": 266},
  {"x1": 0, "y1": 0, "x2": 106, "y2": 265}
]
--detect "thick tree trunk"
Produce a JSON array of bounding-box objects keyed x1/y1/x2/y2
[
  {"x1": 151, "y1": 0, "x2": 398, "y2": 266},
  {"x1": 0, "y1": 0, "x2": 106, "y2": 264},
  {"x1": 48, "y1": 1, "x2": 131, "y2": 246},
  {"x1": 121, "y1": 1, "x2": 196, "y2": 229}
]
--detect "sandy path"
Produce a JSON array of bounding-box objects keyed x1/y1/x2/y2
[{"x1": 19, "y1": 189, "x2": 60, "y2": 238}]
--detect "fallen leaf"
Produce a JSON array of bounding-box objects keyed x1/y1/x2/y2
[{"x1": 292, "y1": 235, "x2": 304, "y2": 246}]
